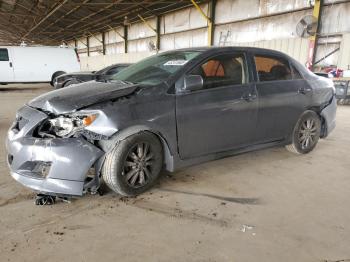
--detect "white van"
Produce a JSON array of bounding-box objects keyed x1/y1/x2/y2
[{"x1": 0, "y1": 46, "x2": 80, "y2": 85}]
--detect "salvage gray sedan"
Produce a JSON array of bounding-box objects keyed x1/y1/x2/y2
[{"x1": 6, "y1": 47, "x2": 336, "y2": 198}]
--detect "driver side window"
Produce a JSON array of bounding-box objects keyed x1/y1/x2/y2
[{"x1": 190, "y1": 53, "x2": 247, "y2": 90}]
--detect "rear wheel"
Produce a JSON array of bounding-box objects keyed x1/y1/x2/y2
[
  {"x1": 285, "y1": 111, "x2": 321, "y2": 154},
  {"x1": 102, "y1": 132, "x2": 163, "y2": 196}
]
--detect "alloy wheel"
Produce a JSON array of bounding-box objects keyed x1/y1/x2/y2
[
  {"x1": 122, "y1": 142, "x2": 154, "y2": 188},
  {"x1": 298, "y1": 118, "x2": 317, "y2": 150}
]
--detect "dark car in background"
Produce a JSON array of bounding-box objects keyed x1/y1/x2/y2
[
  {"x1": 53, "y1": 63, "x2": 131, "y2": 89},
  {"x1": 6, "y1": 47, "x2": 336, "y2": 200},
  {"x1": 334, "y1": 78, "x2": 350, "y2": 104}
]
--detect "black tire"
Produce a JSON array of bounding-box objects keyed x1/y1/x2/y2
[
  {"x1": 50, "y1": 71, "x2": 65, "y2": 86},
  {"x1": 102, "y1": 132, "x2": 163, "y2": 196},
  {"x1": 285, "y1": 111, "x2": 321, "y2": 154},
  {"x1": 63, "y1": 79, "x2": 80, "y2": 88}
]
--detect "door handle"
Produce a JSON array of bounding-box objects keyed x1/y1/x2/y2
[
  {"x1": 298, "y1": 87, "x2": 311, "y2": 94},
  {"x1": 9, "y1": 62, "x2": 12, "y2": 67},
  {"x1": 242, "y1": 93, "x2": 257, "y2": 102}
]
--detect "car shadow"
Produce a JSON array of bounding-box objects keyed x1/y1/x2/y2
[{"x1": 0, "y1": 87, "x2": 45, "y2": 92}]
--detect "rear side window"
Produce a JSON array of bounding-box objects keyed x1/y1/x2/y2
[
  {"x1": 0, "y1": 48, "x2": 9, "y2": 61},
  {"x1": 255, "y1": 55, "x2": 292, "y2": 82},
  {"x1": 190, "y1": 53, "x2": 248, "y2": 90}
]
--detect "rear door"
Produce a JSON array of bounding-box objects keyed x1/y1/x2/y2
[
  {"x1": 176, "y1": 52, "x2": 259, "y2": 159},
  {"x1": 253, "y1": 54, "x2": 311, "y2": 142},
  {"x1": 0, "y1": 48, "x2": 14, "y2": 82}
]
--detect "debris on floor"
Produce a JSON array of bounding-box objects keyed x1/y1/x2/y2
[
  {"x1": 240, "y1": 224, "x2": 256, "y2": 235},
  {"x1": 34, "y1": 194, "x2": 71, "y2": 205}
]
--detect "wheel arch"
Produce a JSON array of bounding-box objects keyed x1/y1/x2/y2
[
  {"x1": 98, "y1": 125, "x2": 175, "y2": 172},
  {"x1": 51, "y1": 71, "x2": 66, "y2": 85},
  {"x1": 286, "y1": 109, "x2": 322, "y2": 144},
  {"x1": 306, "y1": 106, "x2": 327, "y2": 138}
]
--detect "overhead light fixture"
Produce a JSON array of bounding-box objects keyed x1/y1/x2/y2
[{"x1": 123, "y1": 16, "x2": 130, "y2": 26}]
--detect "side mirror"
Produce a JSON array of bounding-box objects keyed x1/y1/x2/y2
[{"x1": 182, "y1": 75, "x2": 203, "y2": 92}]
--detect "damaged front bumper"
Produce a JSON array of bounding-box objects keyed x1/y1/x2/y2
[{"x1": 6, "y1": 105, "x2": 104, "y2": 196}]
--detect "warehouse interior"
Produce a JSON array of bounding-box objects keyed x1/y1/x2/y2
[
  {"x1": 1, "y1": 0, "x2": 350, "y2": 72},
  {"x1": 1, "y1": 0, "x2": 350, "y2": 261}
]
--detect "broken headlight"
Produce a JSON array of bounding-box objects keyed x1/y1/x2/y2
[{"x1": 38, "y1": 113, "x2": 98, "y2": 138}]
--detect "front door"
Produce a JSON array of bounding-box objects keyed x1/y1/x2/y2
[
  {"x1": 176, "y1": 52, "x2": 259, "y2": 159},
  {"x1": 0, "y1": 48, "x2": 14, "y2": 82}
]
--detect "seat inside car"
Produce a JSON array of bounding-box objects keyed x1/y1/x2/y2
[
  {"x1": 270, "y1": 65, "x2": 290, "y2": 80},
  {"x1": 191, "y1": 57, "x2": 243, "y2": 90}
]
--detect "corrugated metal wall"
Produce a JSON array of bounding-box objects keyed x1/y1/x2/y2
[
  {"x1": 234, "y1": 38, "x2": 309, "y2": 65},
  {"x1": 160, "y1": 3, "x2": 208, "y2": 50},
  {"x1": 339, "y1": 34, "x2": 350, "y2": 70},
  {"x1": 70, "y1": 0, "x2": 350, "y2": 71}
]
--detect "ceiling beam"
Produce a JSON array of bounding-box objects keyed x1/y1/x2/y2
[
  {"x1": 0, "y1": 11, "x2": 37, "y2": 17},
  {"x1": 22, "y1": 0, "x2": 69, "y2": 39},
  {"x1": 59, "y1": 1, "x2": 184, "y2": 42},
  {"x1": 63, "y1": 1, "x2": 177, "y2": 6},
  {"x1": 39, "y1": 0, "x2": 91, "y2": 33},
  {"x1": 0, "y1": 0, "x2": 206, "y2": 45},
  {"x1": 50, "y1": 1, "x2": 160, "y2": 40}
]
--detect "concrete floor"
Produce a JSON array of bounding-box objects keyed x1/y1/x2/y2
[{"x1": 0, "y1": 84, "x2": 350, "y2": 262}]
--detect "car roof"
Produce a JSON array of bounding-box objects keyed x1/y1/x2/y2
[
  {"x1": 164, "y1": 46, "x2": 310, "y2": 79},
  {"x1": 165, "y1": 46, "x2": 292, "y2": 58}
]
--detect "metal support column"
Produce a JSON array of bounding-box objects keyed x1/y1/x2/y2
[
  {"x1": 124, "y1": 25, "x2": 128, "y2": 53},
  {"x1": 307, "y1": 0, "x2": 323, "y2": 69},
  {"x1": 102, "y1": 32, "x2": 106, "y2": 55},
  {"x1": 156, "y1": 16, "x2": 161, "y2": 51},
  {"x1": 208, "y1": 0, "x2": 216, "y2": 46},
  {"x1": 87, "y1": 36, "x2": 90, "y2": 57},
  {"x1": 190, "y1": 0, "x2": 213, "y2": 46}
]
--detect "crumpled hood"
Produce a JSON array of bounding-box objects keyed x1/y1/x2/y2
[{"x1": 28, "y1": 80, "x2": 139, "y2": 114}]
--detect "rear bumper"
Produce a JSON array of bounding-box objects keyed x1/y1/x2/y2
[
  {"x1": 6, "y1": 105, "x2": 104, "y2": 196},
  {"x1": 320, "y1": 96, "x2": 337, "y2": 138}
]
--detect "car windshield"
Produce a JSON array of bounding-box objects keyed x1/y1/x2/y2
[
  {"x1": 111, "y1": 51, "x2": 202, "y2": 86},
  {"x1": 95, "y1": 65, "x2": 113, "y2": 75}
]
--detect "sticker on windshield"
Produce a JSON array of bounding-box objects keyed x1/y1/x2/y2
[{"x1": 164, "y1": 60, "x2": 188, "y2": 66}]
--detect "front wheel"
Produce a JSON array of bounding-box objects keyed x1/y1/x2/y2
[
  {"x1": 285, "y1": 111, "x2": 321, "y2": 154},
  {"x1": 102, "y1": 132, "x2": 163, "y2": 196}
]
